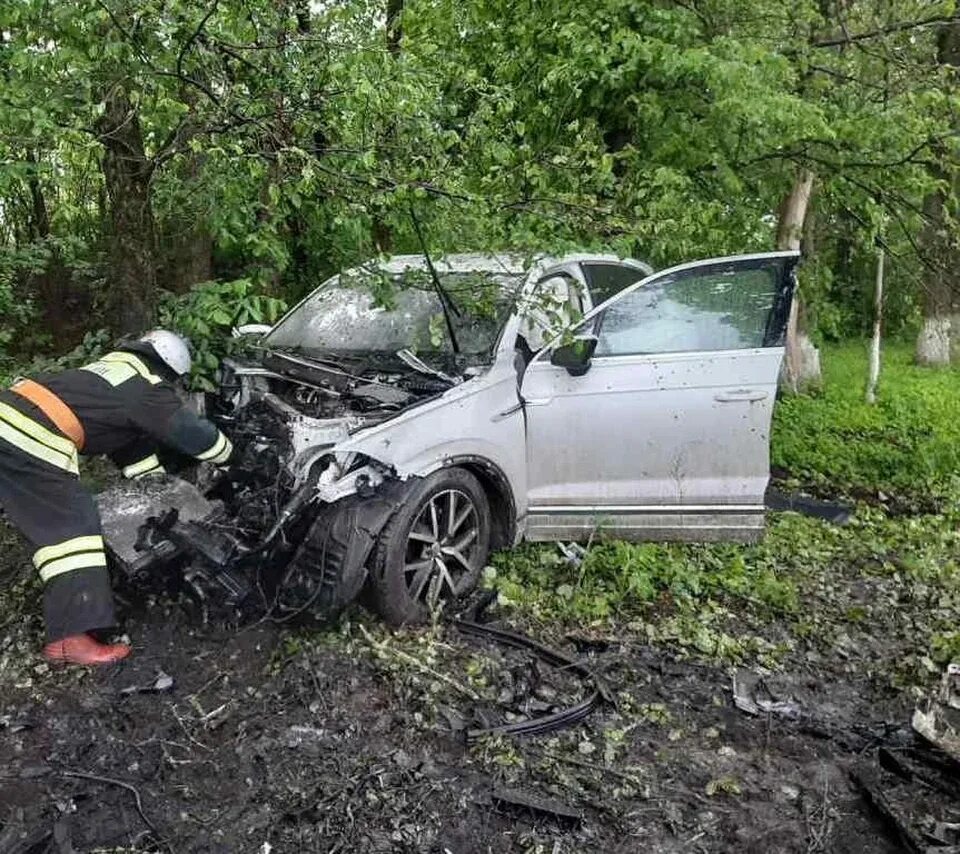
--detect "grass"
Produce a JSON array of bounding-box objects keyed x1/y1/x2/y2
[
  {"x1": 772, "y1": 341, "x2": 960, "y2": 504},
  {"x1": 492, "y1": 341, "x2": 960, "y2": 681}
]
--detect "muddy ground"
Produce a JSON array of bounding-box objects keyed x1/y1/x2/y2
[{"x1": 0, "y1": 518, "x2": 954, "y2": 854}]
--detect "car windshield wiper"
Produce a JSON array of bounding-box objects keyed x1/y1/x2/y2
[
  {"x1": 409, "y1": 203, "x2": 461, "y2": 355},
  {"x1": 395, "y1": 349, "x2": 459, "y2": 386}
]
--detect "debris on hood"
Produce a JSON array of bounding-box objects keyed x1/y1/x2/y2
[{"x1": 98, "y1": 477, "x2": 219, "y2": 570}]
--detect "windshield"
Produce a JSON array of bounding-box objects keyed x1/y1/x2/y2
[{"x1": 265, "y1": 268, "x2": 524, "y2": 360}]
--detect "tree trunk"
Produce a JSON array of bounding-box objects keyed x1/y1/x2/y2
[
  {"x1": 386, "y1": 0, "x2": 403, "y2": 56},
  {"x1": 97, "y1": 86, "x2": 157, "y2": 334},
  {"x1": 158, "y1": 154, "x2": 213, "y2": 294},
  {"x1": 916, "y1": 187, "x2": 954, "y2": 365},
  {"x1": 778, "y1": 168, "x2": 821, "y2": 393},
  {"x1": 916, "y1": 21, "x2": 960, "y2": 366},
  {"x1": 866, "y1": 241, "x2": 884, "y2": 404},
  {"x1": 162, "y1": 225, "x2": 213, "y2": 294}
]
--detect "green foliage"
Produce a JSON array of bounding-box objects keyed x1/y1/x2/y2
[
  {"x1": 773, "y1": 342, "x2": 960, "y2": 502},
  {"x1": 0, "y1": 0, "x2": 955, "y2": 346},
  {"x1": 158, "y1": 279, "x2": 286, "y2": 389},
  {"x1": 491, "y1": 535, "x2": 797, "y2": 635},
  {"x1": 0, "y1": 328, "x2": 111, "y2": 386}
]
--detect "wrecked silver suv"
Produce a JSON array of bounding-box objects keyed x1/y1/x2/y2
[{"x1": 101, "y1": 250, "x2": 798, "y2": 625}]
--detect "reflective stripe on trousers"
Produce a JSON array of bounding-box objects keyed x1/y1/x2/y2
[{"x1": 33, "y1": 534, "x2": 107, "y2": 583}]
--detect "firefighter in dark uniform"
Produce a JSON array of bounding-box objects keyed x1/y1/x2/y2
[{"x1": 0, "y1": 330, "x2": 233, "y2": 666}]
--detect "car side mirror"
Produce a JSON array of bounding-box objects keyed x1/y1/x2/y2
[{"x1": 550, "y1": 336, "x2": 598, "y2": 376}]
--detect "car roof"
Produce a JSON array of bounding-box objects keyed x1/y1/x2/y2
[
  {"x1": 356, "y1": 253, "x2": 530, "y2": 276},
  {"x1": 348, "y1": 252, "x2": 653, "y2": 278}
]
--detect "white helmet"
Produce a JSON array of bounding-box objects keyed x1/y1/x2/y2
[{"x1": 139, "y1": 329, "x2": 192, "y2": 376}]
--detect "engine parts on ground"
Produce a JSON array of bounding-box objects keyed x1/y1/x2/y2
[{"x1": 453, "y1": 619, "x2": 608, "y2": 742}]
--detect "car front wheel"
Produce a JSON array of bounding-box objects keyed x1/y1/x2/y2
[{"x1": 370, "y1": 468, "x2": 491, "y2": 625}]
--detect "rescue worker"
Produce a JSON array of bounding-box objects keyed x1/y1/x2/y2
[{"x1": 0, "y1": 330, "x2": 233, "y2": 666}]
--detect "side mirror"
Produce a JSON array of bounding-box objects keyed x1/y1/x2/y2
[
  {"x1": 550, "y1": 336, "x2": 598, "y2": 376},
  {"x1": 231, "y1": 323, "x2": 273, "y2": 339}
]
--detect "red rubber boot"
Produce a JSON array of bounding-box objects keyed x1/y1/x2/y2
[{"x1": 42, "y1": 633, "x2": 131, "y2": 665}]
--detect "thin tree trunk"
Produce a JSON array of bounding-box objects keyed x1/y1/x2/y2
[
  {"x1": 387, "y1": 0, "x2": 403, "y2": 56},
  {"x1": 866, "y1": 241, "x2": 884, "y2": 404},
  {"x1": 159, "y1": 155, "x2": 213, "y2": 294},
  {"x1": 97, "y1": 85, "x2": 158, "y2": 334},
  {"x1": 778, "y1": 168, "x2": 820, "y2": 393}
]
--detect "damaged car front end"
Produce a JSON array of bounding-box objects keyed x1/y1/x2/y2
[{"x1": 103, "y1": 254, "x2": 535, "y2": 624}]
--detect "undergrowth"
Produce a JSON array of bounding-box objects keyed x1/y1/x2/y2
[{"x1": 772, "y1": 342, "x2": 960, "y2": 503}]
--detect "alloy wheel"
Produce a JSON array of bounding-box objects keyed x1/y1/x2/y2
[{"x1": 403, "y1": 488, "x2": 481, "y2": 609}]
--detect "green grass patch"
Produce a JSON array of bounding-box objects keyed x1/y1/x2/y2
[{"x1": 772, "y1": 341, "x2": 960, "y2": 503}]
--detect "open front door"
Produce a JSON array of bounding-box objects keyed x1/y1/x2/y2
[{"x1": 520, "y1": 251, "x2": 799, "y2": 543}]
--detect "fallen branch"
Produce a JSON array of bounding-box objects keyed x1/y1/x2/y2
[
  {"x1": 357, "y1": 623, "x2": 482, "y2": 701},
  {"x1": 61, "y1": 771, "x2": 168, "y2": 851},
  {"x1": 529, "y1": 746, "x2": 645, "y2": 787}
]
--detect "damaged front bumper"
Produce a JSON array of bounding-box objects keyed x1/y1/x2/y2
[
  {"x1": 98, "y1": 349, "x2": 467, "y2": 620},
  {"x1": 98, "y1": 468, "x2": 415, "y2": 623}
]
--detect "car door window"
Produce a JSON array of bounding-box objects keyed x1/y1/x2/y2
[
  {"x1": 581, "y1": 263, "x2": 647, "y2": 305},
  {"x1": 592, "y1": 258, "x2": 788, "y2": 357}
]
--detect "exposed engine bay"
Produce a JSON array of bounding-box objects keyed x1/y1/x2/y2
[{"x1": 99, "y1": 349, "x2": 452, "y2": 622}]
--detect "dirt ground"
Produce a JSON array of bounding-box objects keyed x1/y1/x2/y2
[{"x1": 0, "y1": 520, "x2": 952, "y2": 853}]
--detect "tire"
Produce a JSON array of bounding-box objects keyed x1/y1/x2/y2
[
  {"x1": 370, "y1": 468, "x2": 491, "y2": 626},
  {"x1": 275, "y1": 499, "x2": 371, "y2": 624}
]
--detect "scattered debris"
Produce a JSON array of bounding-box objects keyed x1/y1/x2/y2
[
  {"x1": 120, "y1": 670, "x2": 175, "y2": 696},
  {"x1": 732, "y1": 672, "x2": 803, "y2": 720},
  {"x1": 913, "y1": 663, "x2": 960, "y2": 764},
  {"x1": 454, "y1": 619, "x2": 608, "y2": 741},
  {"x1": 0, "y1": 714, "x2": 33, "y2": 733},
  {"x1": 490, "y1": 785, "x2": 583, "y2": 825},
  {"x1": 61, "y1": 771, "x2": 164, "y2": 849},
  {"x1": 557, "y1": 542, "x2": 587, "y2": 567},
  {"x1": 764, "y1": 485, "x2": 853, "y2": 524},
  {"x1": 358, "y1": 623, "x2": 482, "y2": 702},
  {"x1": 851, "y1": 765, "x2": 931, "y2": 854}
]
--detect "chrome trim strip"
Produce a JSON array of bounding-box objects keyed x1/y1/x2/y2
[{"x1": 528, "y1": 504, "x2": 763, "y2": 515}]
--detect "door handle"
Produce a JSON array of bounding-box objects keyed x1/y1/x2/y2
[
  {"x1": 714, "y1": 389, "x2": 768, "y2": 403},
  {"x1": 522, "y1": 397, "x2": 553, "y2": 407}
]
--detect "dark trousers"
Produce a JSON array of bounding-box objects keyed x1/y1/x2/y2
[{"x1": 0, "y1": 424, "x2": 116, "y2": 642}]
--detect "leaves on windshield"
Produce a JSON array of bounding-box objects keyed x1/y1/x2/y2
[{"x1": 272, "y1": 265, "x2": 524, "y2": 358}]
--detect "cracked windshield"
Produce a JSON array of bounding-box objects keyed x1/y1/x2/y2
[{"x1": 266, "y1": 268, "x2": 524, "y2": 359}]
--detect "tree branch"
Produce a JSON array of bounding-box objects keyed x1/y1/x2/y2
[
  {"x1": 176, "y1": 0, "x2": 220, "y2": 79},
  {"x1": 812, "y1": 13, "x2": 959, "y2": 49}
]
